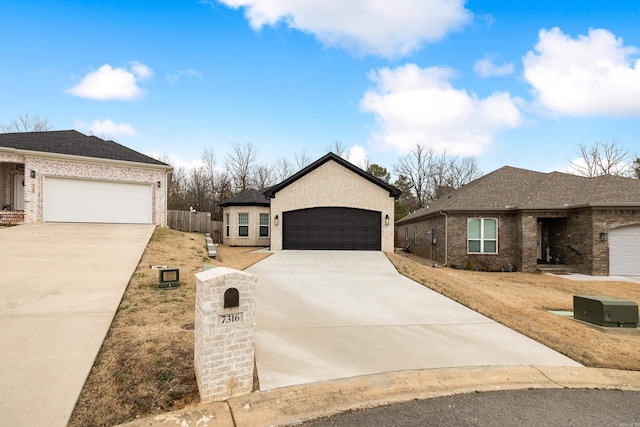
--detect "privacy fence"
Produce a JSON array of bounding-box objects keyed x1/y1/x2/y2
[{"x1": 167, "y1": 210, "x2": 223, "y2": 242}]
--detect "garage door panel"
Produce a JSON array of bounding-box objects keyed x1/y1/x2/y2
[
  {"x1": 44, "y1": 177, "x2": 152, "y2": 224},
  {"x1": 609, "y1": 226, "x2": 640, "y2": 276},
  {"x1": 283, "y1": 207, "x2": 381, "y2": 250}
]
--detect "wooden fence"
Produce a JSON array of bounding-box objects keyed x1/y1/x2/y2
[{"x1": 167, "y1": 210, "x2": 223, "y2": 242}]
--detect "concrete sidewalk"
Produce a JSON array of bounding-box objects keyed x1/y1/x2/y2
[
  {"x1": 120, "y1": 365, "x2": 640, "y2": 427},
  {"x1": 0, "y1": 223, "x2": 155, "y2": 427},
  {"x1": 248, "y1": 251, "x2": 579, "y2": 390}
]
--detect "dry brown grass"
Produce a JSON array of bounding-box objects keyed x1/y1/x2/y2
[
  {"x1": 70, "y1": 230, "x2": 640, "y2": 426},
  {"x1": 387, "y1": 252, "x2": 640, "y2": 370},
  {"x1": 68, "y1": 228, "x2": 270, "y2": 427}
]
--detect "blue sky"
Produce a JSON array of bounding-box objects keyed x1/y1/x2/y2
[{"x1": 2, "y1": 0, "x2": 640, "y2": 177}]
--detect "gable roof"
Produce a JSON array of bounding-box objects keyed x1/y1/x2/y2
[
  {"x1": 0, "y1": 130, "x2": 170, "y2": 168},
  {"x1": 219, "y1": 188, "x2": 271, "y2": 208},
  {"x1": 397, "y1": 166, "x2": 640, "y2": 224},
  {"x1": 263, "y1": 152, "x2": 401, "y2": 199}
]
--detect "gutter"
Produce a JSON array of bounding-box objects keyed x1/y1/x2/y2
[{"x1": 439, "y1": 211, "x2": 448, "y2": 266}]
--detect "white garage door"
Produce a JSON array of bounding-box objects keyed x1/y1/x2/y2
[
  {"x1": 609, "y1": 226, "x2": 640, "y2": 276},
  {"x1": 44, "y1": 177, "x2": 152, "y2": 224}
]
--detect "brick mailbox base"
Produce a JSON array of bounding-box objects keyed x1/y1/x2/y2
[{"x1": 194, "y1": 267, "x2": 257, "y2": 402}]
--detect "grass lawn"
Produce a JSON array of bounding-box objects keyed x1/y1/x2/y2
[{"x1": 69, "y1": 228, "x2": 640, "y2": 426}]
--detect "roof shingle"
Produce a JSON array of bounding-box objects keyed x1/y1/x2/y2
[{"x1": 0, "y1": 130, "x2": 170, "y2": 167}]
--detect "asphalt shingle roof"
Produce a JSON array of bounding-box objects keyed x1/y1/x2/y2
[
  {"x1": 397, "y1": 166, "x2": 640, "y2": 224},
  {"x1": 219, "y1": 189, "x2": 271, "y2": 207},
  {"x1": 0, "y1": 130, "x2": 170, "y2": 167}
]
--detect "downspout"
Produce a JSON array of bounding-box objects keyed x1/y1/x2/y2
[{"x1": 439, "y1": 211, "x2": 448, "y2": 266}]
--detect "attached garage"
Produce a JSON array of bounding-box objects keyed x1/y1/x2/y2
[
  {"x1": 609, "y1": 226, "x2": 640, "y2": 276},
  {"x1": 44, "y1": 177, "x2": 152, "y2": 224},
  {"x1": 283, "y1": 207, "x2": 381, "y2": 250}
]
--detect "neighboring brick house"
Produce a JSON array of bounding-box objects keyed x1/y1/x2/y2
[
  {"x1": 0, "y1": 130, "x2": 172, "y2": 226},
  {"x1": 219, "y1": 153, "x2": 401, "y2": 251},
  {"x1": 395, "y1": 166, "x2": 640, "y2": 276},
  {"x1": 219, "y1": 189, "x2": 271, "y2": 247}
]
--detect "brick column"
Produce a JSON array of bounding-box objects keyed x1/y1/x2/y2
[{"x1": 194, "y1": 267, "x2": 257, "y2": 402}]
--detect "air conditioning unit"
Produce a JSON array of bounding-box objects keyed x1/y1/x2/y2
[{"x1": 573, "y1": 295, "x2": 638, "y2": 328}]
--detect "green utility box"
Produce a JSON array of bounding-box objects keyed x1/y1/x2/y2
[{"x1": 573, "y1": 295, "x2": 638, "y2": 328}]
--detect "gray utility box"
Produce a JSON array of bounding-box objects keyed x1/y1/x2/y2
[{"x1": 573, "y1": 295, "x2": 638, "y2": 328}]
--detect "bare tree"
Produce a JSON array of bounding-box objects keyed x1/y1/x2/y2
[
  {"x1": 294, "y1": 149, "x2": 311, "y2": 170},
  {"x1": 328, "y1": 140, "x2": 348, "y2": 157},
  {"x1": 274, "y1": 156, "x2": 295, "y2": 182},
  {"x1": 634, "y1": 157, "x2": 640, "y2": 179},
  {"x1": 252, "y1": 164, "x2": 275, "y2": 189},
  {"x1": 394, "y1": 144, "x2": 482, "y2": 209},
  {"x1": 1, "y1": 114, "x2": 53, "y2": 132},
  {"x1": 225, "y1": 142, "x2": 258, "y2": 193},
  {"x1": 393, "y1": 144, "x2": 434, "y2": 208},
  {"x1": 569, "y1": 140, "x2": 634, "y2": 177}
]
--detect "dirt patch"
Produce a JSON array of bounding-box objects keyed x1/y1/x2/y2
[
  {"x1": 387, "y1": 252, "x2": 640, "y2": 370},
  {"x1": 68, "y1": 228, "x2": 270, "y2": 427}
]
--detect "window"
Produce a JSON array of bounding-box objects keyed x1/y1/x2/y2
[
  {"x1": 468, "y1": 218, "x2": 498, "y2": 254},
  {"x1": 238, "y1": 212, "x2": 249, "y2": 237},
  {"x1": 259, "y1": 213, "x2": 269, "y2": 237},
  {"x1": 414, "y1": 226, "x2": 418, "y2": 244},
  {"x1": 225, "y1": 213, "x2": 230, "y2": 237},
  {"x1": 405, "y1": 227, "x2": 409, "y2": 240}
]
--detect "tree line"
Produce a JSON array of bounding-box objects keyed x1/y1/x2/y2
[{"x1": 3, "y1": 114, "x2": 639, "y2": 221}]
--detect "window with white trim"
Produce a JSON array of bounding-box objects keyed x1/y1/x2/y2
[
  {"x1": 468, "y1": 218, "x2": 497, "y2": 254},
  {"x1": 259, "y1": 213, "x2": 269, "y2": 237},
  {"x1": 225, "y1": 213, "x2": 230, "y2": 237},
  {"x1": 414, "y1": 226, "x2": 418, "y2": 244},
  {"x1": 238, "y1": 212, "x2": 249, "y2": 237},
  {"x1": 405, "y1": 227, "x2": 409, "y2": 240}
]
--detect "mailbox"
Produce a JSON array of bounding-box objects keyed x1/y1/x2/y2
[
  {"x1": 573, "y1": 295, "x2": 638, "y2": 328},
  {"x1": 224, "y1": 288, "x2": 240, "y2": 308}
]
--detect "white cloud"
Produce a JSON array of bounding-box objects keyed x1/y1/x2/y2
[
  {"x1": 344, "y1": 145, "x2": 368, "y2": 169},
  {"x1": 474, "y1": 54, "x2": 514, "y2": 77},
  {"x1": 360, "y1": 64, "x2": 523, "y2": 155},
  {"x1": 147, "y1": 151, "x2": 204, "y2": 169},
  {"x1": 75, "y1": 119, "x2": 138, "y2": 138},
  {"x1": 523, "y1": 27, "x2": 640, "y2": 117},
  {"x1": 67, "y1": 62, "x2": 153, "y2": 100},
  {"x1": 215, "y1": 0, "x2": 471, "y2": 58},
  {"x1": 166, "y1": 69, "x2": 203, "y2": 84}
]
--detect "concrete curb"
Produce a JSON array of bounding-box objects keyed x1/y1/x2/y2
[{"x1": 119, "y1": 365, "x2": 640, "y2": 427}]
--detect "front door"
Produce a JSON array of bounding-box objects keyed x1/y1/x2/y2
[{"x1": 14, "y1": 174, "x2": 24, "y2": 210}]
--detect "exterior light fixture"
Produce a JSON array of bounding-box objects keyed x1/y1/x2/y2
[
  {"x1": 30, "y1": 170, "x2": 36, "y2": 178},
  {"x1": 274, "y1": 214, "x2": 279, "y2": 226},
  {"x1": 385, "y1": 214, "x2": 390, "y2": 226},
  {"x1": 600, "y1": 232, "x2": 608, "y2": 242}
]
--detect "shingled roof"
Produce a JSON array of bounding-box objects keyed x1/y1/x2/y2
[
  {"x1": 0, "y1": 130, "x2": 170, "y2": 167},
  {"x1": 218, "y1": 188, "x2": 271, "y2": 207},
  {"x1": 397, "y1": 166, "x2": 640, "y2": 224}
]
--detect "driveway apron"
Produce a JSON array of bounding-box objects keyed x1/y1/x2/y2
[
  {"x1": 249, "y1": 251, "x2": 581, "y2": 391},
  {"x1": 0, "y1": 223, "x2": 154, "y2": 427}
]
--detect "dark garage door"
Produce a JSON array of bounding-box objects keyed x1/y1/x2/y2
[{"x1": 283, "y1": 207, "x2": 381, "y2": 250}]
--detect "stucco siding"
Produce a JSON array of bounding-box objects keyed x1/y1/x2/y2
[
  {"x1": 269, "y1": 160, "x2": 395, "y2": 252},
  {"x1": 222, "y1": 205, "x2": 271, "y2": 247}
]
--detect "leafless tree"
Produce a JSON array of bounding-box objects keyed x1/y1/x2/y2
[
  {"x1": 394, "y1": 144, "x2": 434, "y2": 208},
  {"x1": 1, "y1": 114, "x2": 53, "y2": 132},
  {"x1": 569, "y1": 139, "x2": 635, "y2": 177},
  {"x1": 328, "y1": 140, "x2": 348, "y2": 157},
  {"x1": 394, "y1": 143, "x2": 482, "y2": 209},
  {"x1": 252, "y1": 164, "x2": 275, "y2": 189},
  {"x1": 294, "y1": 149, "x2": 311, "y2": 170},
  {"x1": 274, "y1": 156, "x2": 295, "y2": 181},
  {"x1": 225, "y1": 142, "x2": 258, "y2": 193}
]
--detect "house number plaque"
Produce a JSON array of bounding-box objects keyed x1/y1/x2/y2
[{"x1": 220, "y1": 312, "x2": 242, "y2": 324}]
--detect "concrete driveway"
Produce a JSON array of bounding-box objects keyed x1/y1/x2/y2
[
  {"x1": 249, "y1": 251, "x2": 581, "y2": 391},
  {"x1": 0, "y1": 223, "x2": 154, "y2": 427}
]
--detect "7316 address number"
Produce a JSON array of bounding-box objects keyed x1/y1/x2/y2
[{"x1": 220, "y1": 313, "x2": 242, "y2": 324}]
